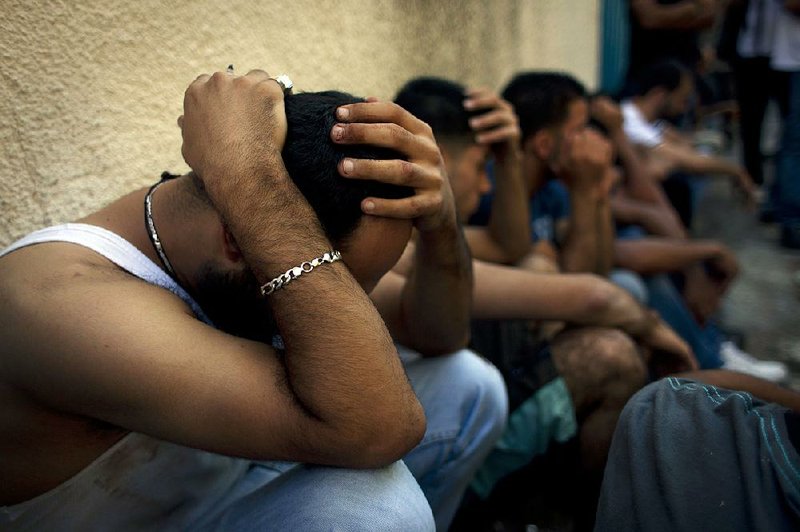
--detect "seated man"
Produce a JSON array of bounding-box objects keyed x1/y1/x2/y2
[
  {"x1": 395, "y1": 76, "x2": 697, "y2": 528},
  {"x1": 621, "y1": 59, "x2": 756, "y2": 205},
  {"x1": 593, "y1": 93, "x2": 788, "y2": 380},
  {"x1": 467, "y1": 72, "x2": 647, "y2": 303},
  {"x1": 0, "y1": 70, "x2": 506, "y2": 530}
]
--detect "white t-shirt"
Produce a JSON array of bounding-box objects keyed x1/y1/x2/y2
[
  {"x1": 622, "y1": 101, "x2": 665, "y2": 148},
  {"x1": 772, "y1": 8, "x2": 800, "y2": 71},
  {"x1": 737, "y1": 0, "x2": 780, "y2": 58}
]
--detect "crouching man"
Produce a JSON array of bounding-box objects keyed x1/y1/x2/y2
[{"x1": 0, "y1": 69, "x2": 506, "y2": 531}]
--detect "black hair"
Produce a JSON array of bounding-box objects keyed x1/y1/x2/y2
[
  {"x1": 282, "y1": 91, "x2": 413, "y2": 245},
  {"x1": 393, "y1": 77, "x2": 481, "y2": 142},
  {"x1": 627, "y1": 60, "x2": 690, "y2": 97},
  {"x1": 501, "y1": 72, "x2": 587, "y2": 142}
]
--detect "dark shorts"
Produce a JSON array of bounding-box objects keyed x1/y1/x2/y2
[{"x1": 468, "y1": 320, "x2": 577, "y2": 500}]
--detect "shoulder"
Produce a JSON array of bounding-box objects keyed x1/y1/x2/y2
[{"x1": 0, "y1": 243, "x2": 197, "y2": 381}]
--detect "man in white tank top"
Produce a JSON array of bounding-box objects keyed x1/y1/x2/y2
[{"x1": 0, "y1": 70, "x2": 507, "y2": 531}]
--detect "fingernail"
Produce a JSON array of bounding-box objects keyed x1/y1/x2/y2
[
  {"x1": 336, "y1": 107, "x2": 350, "y2": 120},
  {"x1": 363, "y1": 200, "x2": 375, "y2": 212},
  {"x1": 342, "y1": 159, "x2": 354, "y2": 174},
  {"x1": 332, "y1": 125, "x2": 344, "y2": 140},
  {"x1": 469, "y1": 118, "x2": 479, "y2": 127},
  {"x1": 463, "y1": 99, "x2": 474, "y2": 109}
]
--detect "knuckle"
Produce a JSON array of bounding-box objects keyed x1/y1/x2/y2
[
  {"x1": 390, "y1": 102, "x2": 406, "y2": 122},
  {"x1": 399, "y1": 160, "x2": 415, "y2": 178},
  {"x1": 420, "y1": 121, "x2": 433, "y2": 137},
  {"x1": 210, "y1": 71, "x2": 227, "y2": 84},
  {"x1": 409, "y1": 195, "x2": 428, "y2": 216}
]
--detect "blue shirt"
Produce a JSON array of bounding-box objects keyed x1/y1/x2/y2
[{"x1": 468, "y1": 164, "x2": 571, "y2": 245}]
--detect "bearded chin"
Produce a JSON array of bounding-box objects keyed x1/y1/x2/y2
[{"x1": 191, "y1": 263, "x2": 277, "y2": 344}]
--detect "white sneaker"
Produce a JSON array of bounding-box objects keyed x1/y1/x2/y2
[{"x1": 720, "y1": 341, "x2": 789, "y2": 383}]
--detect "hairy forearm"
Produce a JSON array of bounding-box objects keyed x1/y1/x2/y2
[
  {"x1": 561, "y1": 188, "x2": 600, "y2": 273},
  {"x1": 472, "y1": 261, "x2": 656, "y2": 339},
  {"x1": 402, "y1": 222, "x2": 473, "y2": 355},
  {"x1": 487, "y1": 151, "x2": 531, "y2": 262},
  {"x1": 614, "y1": 237, "x2": 720, "y2": 274},
  {"x1": 596, "y1": 197, "x2": 615, "y2": 276},
  {"x1": 210, "y1": 162, "x2": 424, "y2": 458}
]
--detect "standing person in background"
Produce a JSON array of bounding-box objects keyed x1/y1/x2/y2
[
  {"x1": 771, "y1": 2, "x2": 800, "y2": 248},
  {"x1": 628, "y1": 0, "x2": 719, "y2": 78}
]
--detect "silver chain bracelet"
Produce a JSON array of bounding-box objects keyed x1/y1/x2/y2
[{"x1": 259, "y1": 250, "x2": 342, "y2": 296}]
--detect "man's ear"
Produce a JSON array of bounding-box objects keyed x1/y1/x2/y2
[
  {"x1": 221, "y1": 224, "x2": 244, "y2": 264},
  {"x1": 528, "y1": 130, "x2": 554, "y2": 160}
]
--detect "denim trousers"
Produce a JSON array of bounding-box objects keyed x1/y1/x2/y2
[
  {"x1": 774, "y1": 71, "x2": 800, "y2": 228},
  {"x1": 645, "y1": 274, "x2": 724, "y2": 369},
  {"x1": 199, "y1": 347, "x2": 508, "y2": 531}
]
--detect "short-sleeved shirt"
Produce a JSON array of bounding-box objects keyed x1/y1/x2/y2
[
  {"x1": 469, "y1": 166, "x2": 570, "y2": 245},
  {"x1": 772, "y1": 8, "x2": 800, "y2": 72},
  {"x1": 622, "y1": 100, "x2": 666, "y2": 148}
]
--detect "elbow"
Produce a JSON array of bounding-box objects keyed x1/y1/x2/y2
[
  {"x1": 337, "y1": 400, "x2": 427, "y2": 469},
  {"x1": 414, "y1": 330, "x2": 471, "y2": 358},
  {"x1": 582, "y1": 275, "x2": 617, "y2": 319},
  {"x1": 505, "y1": 241, "x2": 533, "y2": 266}
]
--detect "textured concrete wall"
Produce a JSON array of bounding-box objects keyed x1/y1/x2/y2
[{"x1": 0, "y1": 0, "x2": 600, "y2": 246}]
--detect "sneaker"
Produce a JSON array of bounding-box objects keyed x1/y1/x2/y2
[{"x1": 720, "y1": 341, "x2": 789, "y2": 382}]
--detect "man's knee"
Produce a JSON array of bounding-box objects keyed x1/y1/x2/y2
[
  {"x1": 206, "y1": 461, "x2": 434, "y2": 531},
  {"x1": 403, "y1": 347, "x2": 508, "y2": 438},
  {"x1": 553, "y1": 327, "x2": 647, "y2": 406},
  {"x1": 444, "y1": 349, "x2": 509, "y2": 436}
]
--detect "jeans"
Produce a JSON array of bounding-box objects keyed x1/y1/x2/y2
[
  {"x1": 400, "y1": 347, "x2": 509, "y2": 531},
  {"x1": 199, "y1": 461, "x2": 434, "y2": 531},
  {"x1": 610, "y1": 268, "x2": 649, "y2": 304},
  {"x1": 645, "y1": 274, "x2": 724, "y2": 369},
  {"x1": 616, "y1": 225, "x2": 723, "y2": 369},
  {"x1": 775, "y1": 71, "x2": 800, "y2": 228},
  {"x1": 201, "y1": 347, "x2": 507, "y2": 532}
]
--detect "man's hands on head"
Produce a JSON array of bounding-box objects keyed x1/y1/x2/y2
[
  {"x1": 170, "y1": 70, "x2": 426, "y2": 464},
  {"x1": 180, "y1": 69, "x2": 288, "y2": 205},
  {"x1": 333, "y1": 99, "x2": 458, "y2": 234},
  {"x1": 464, "y1": 88, "x2": 522, "y2": 162}
]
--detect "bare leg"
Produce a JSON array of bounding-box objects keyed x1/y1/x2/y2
[{"x1": 551, "y1": 327, "x2": 647, "y2": 471}]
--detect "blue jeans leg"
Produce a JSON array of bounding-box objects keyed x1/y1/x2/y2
[
  {"x1": 199, "y1": 461, "x2": 434, "y2": 531},
  {"x1": 610, "y1": 268, "x2": 649, "y2": 305},
  {"x1": 400, "y1": 347, "x2": 508, "y2": 531},
  {"x1": 645, "y1": 274, "x2": 723, "y2": 369},
  {"x1": 776, "y1": 71, "x2": 800, "y2": 227}
]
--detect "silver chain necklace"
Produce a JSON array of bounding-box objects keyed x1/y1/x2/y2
[{"x1": 144, "y1": 173, "x2": 179, "y2": 280}]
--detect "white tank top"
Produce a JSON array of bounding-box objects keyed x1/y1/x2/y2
[{"x1": 0, "y1": 224, "x2": 252, "y2": 531}]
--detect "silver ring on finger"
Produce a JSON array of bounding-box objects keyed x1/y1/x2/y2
[{"x1": 270, "y1": 74, "x2": 294, "y2": 94}]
